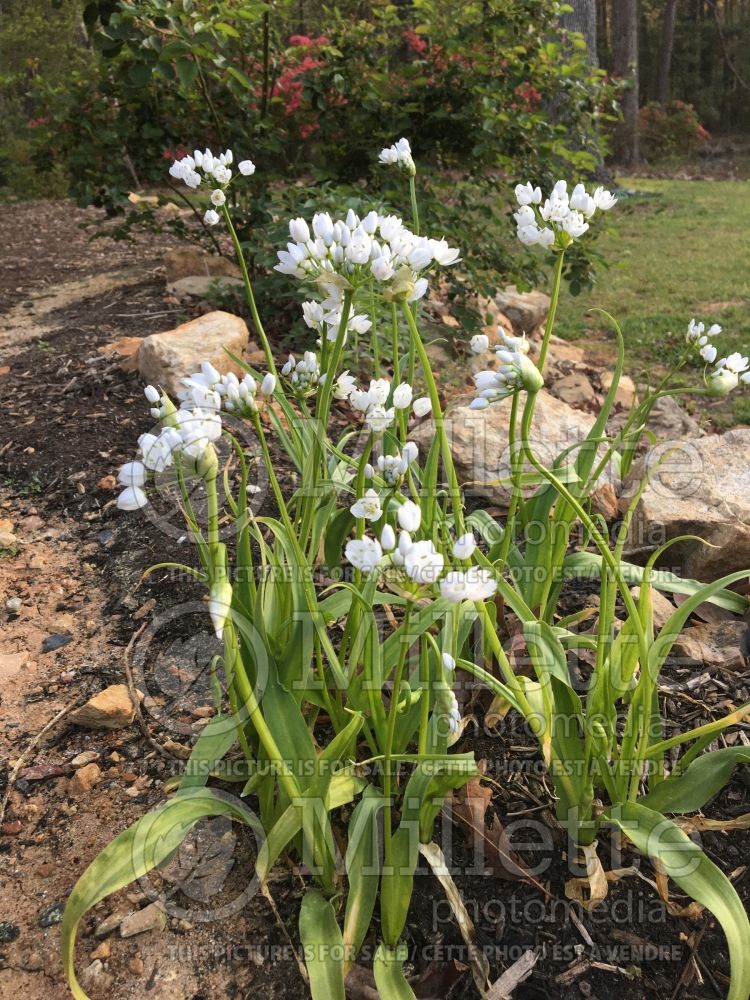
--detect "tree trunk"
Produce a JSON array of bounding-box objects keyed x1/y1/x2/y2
[
  {"x1": 656, "y1": 0, "x2": 679, "y2": 103},
  {"x1": 612, "y1": 0, "x2": 640, "y2": 164},
  {"x1": 560, "y1": 0, "x2": 598, "y2": 65}
]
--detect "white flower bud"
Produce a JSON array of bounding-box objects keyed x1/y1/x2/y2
[{"x1": 380, "y1": 524, "x2": 396, "y2": 551}]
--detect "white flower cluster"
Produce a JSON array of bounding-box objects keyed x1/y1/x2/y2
[
  {"x1": 344, "y1": 492, "x2": 497, "y2": 605},
  {"x1": 281, "y1": 351, "x2": 320, "y2": 394},
  {"x1": 445, "y1": 691, "x2": 461, "y2": 735},
  {"x1": 300, "y1": 298, "x2": 372, "y2": 344},
  {"x1": 116, "y1": 365, "x2": 277, "y2": 511},
  {"x1": 514, "y1": 180, "x2": 617, "y2": 248},
  {"x1": 378, "y1": 137, "x2": 416, "y2": 176},
  {"x1": 364, "y1": 442, "x2": 419, "y2": 486},
  {"x1": 168, "y1": 146, "x2": 255, "y2": 225},
  {"x1": 116, "y1": 394, "x2": 223, "y2": 511},
  {"x1": 470, "y1": 333, "x2": 542, "y2": 409},
  {"x1": 686, "y1": 319, "x2": 750, "y2": 395},
  {"x1": 339, "y1": 376, "x2": 430, "y2": 433},
  {"x1": 275, "y1": 210, "x2": 459, "y2": 302},
  {"x1": 177, "y1": 361, "x2": 276, "y2": 414}
]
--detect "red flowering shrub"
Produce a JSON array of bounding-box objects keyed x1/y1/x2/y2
[{"x1": 639, "y1": 101, "x2": 711, "y2": 160}]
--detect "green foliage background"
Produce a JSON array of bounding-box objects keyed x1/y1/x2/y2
[{"x1": 0, "y1": 0, "x2": 615, "y2": 305}]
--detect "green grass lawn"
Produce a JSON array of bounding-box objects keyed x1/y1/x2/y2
[{"x1": 555, "y1": 177, "x2": 750, "y2": 426}]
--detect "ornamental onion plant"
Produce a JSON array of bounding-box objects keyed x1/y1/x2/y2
[{"x1": 61, "y1": 141, "x2": 750, "y2": 1000}]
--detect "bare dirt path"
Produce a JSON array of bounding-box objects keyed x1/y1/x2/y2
[{"x1": 0, "y1": 201, "x2": 301, "y2": 1000}]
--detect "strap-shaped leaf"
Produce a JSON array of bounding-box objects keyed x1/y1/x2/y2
[
  {"x1": 648, "y1": 569, "x2": 750, "y2": 683},
  {"x1": 299, "y1": 891, "x2": 346, "y2": 1000},
  {"x1": 179, "y1": 713, "x2": 238, "y2": 790},
  {"x1": 605, "y1": 802, "x2": 750, "y2": 1000},
  {"x1": 256, "y1": 768, "x2": 366, "y2": 884},
  {"x1": 563, "y1": 551, "x2": 749, "y2": 614},
  {"x1": 639, "y1": 748, "x2": 750, "y2": 814},
  {"x1": 343, "y1": 787, "x2": 383, "y2": 970},
  {"x1": 374, "y1": 943, "x2": 418, "y2": 999},
  {"x1": 62, "y1": 789, "x2": 262, "y2": 1000}
]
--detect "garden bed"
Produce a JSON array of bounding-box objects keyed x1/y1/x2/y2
[{"x1": 1, "y1": 199, "x2": 748, "y2": 1000}]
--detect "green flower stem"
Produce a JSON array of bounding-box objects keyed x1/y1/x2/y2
[
  {"x1": 496, "y1": 393, "x2": 523, "y2": 570},
  {"x1": 317, "y1": 289, "x2": 354, "y2": 428},
  {"x1": 225, "y1": 621, "x2": 336, "y2": 896},
  {"x1": 474, "y1": 606, "x2": 582, "y2": 811},
  {"x1": 371, "y1": 286, "x2": 381, "y2": 378},
  {"x1": 523, "y1": 402, "x2": 653, "y2": 799},
  {"x1": 390, "y1": 303, "x2": 401, "y2": 385},
  {"x1": 223, "y1": 621, "x2": 301, "y2": 805},
  {"x1": 251, "y1": 411, "x2": 348, "y2": 695},
  {"x1": 519, "y1": 397, "x2": 651, "y2": 694},
  {"x1": 401, "y1": 301, "x2": 464, "y2": 534},
  {"x1": 418, "y1": 633, "x2": 430, "y2": 756},
  {"x1": 221, "y1": 205, "x2": 276, "y2": 378},
  {"x1": 355, "y1": 436, "x2": 375, "y2": 540},
  {"x1": 297, "y1": 290, "x2": 355, "y2": 555},
  {"x1": 205, "y1": 471, "x2": 220, "y2": 550},
  {"x1": 537, "y1": 249, "x2": 565, "y2": 375},
  {"x1": 477, "y1": 603, "x2": 535, "y2": 719},
  {"x1": 519, "y1": 391, "x2": 659, "y2": 807},
  {"x1": 383, "y1": 605, "x2": 411, "y2": 870},
  {"x1": 340, "y1": 436, "x2": 376, "y2": 670},
  {"x1": 409, "y1": 175, "x2": 420, "y2": 236}
]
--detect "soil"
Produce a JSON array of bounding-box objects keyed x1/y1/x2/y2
[{"x1": 1, "y1": 199, "x2": 748, "y2": 1000}]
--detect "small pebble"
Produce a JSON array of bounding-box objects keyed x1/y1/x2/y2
[
  {"x1": 5, "y1": 597, "x2": 22, "y2": 614},
  {"x1": 90, "y1": 941, "x2": 111, "y2": 961},
  {"x1": 128, "y1": 956, "x2": 145, "y2": 975},
  {"x1": 21, "y1": 949, "x2": 45, "y2": 971},
  {"x1": 41, "y1": 633, "x2": 72, "y2": 654},
  {"x1": 95, "y1": 911, "x2": 130, "y2": 938},
  {"x1": 120, "y1": 902, "x2": 167, "y2": 938},
  {"x1": 39, "y1": 903, "x2": 65, "y2": 928},
  {"x1": 0, "y1": 922, "x2": 20, "y2": 943}
]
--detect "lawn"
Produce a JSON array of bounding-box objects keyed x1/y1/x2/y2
[{"x1": 555, "y1": 177, "x2": 750, "y2": 425}]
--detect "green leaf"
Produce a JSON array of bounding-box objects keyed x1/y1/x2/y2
[
  {"x1": 605, "y1": 802, "x2": 750, "y2": 1000},
  {"x1": 373, "y1": 943, "x2": 417, "y2": 1000},
  {"x1": 179, "y1": 713, "x2": 238, "y2": 790},
  {"x1": 343, "y1": 787, "x2": 383, "y2": 968},
  {"x1": 380, "y1": 824, "x2": 419, "y2": 947},
  {"x1": 647, "y1": 568, "x2": 750, "y2": 685},
  {"x1": 563, "y1": 551, "x2": 748, "y2": 614},
  {"x1": 175, "y1": 57, "x2": 199, "y2": 89},
  {"x1": 127, "y1": 62, "x2": 154, "y2": 86},
  {"x1": 323, "y1": 506, "x2": 354, "y2": 574},
  {"x1": 255, "y1": 769, "x2": 365, "y2": 884},
  {"x1": 639, "y1": 748, "x2": 750, "y2": 814},
  {"x1": 62, "y1": 790, "x2": 262, "y2": 1000},
  {"x1": 299, "y1": 891, "x2": 346, "y2": 1000},
  {"x1": 226, "y1": 65, "x2": 254, "y2": 90}
]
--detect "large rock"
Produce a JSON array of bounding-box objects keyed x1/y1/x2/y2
[
  {"x1": 610, "y1": 393, "x2": 702, "y2": 438},
  {"x1": 164, "y1": 248, "x2": 241, "y2": 286},
  {"x1": 672, "y1": 619, "x2": 747, "y2": 671},
  {"x1": 413, "y1": 390, "x2": 602, "y2": 505},
  {"x1": 138, "y1": 311, "x2": 250, "y2": 395},
  {"x1": 549, "y1": 371, "x2": 598, "y2": 410},
  {"x1": 623, "y1": 428, "x2": 750, "y2": 580},
  {"x1": 169, "y1": 275, "x2": 244, "y2": 298},
  {"x1": 493, "y1": 286, "x2": 550, "y2": 335}
]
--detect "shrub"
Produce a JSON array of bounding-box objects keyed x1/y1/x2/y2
[{"x1": 639, "y1": 100, "x2": 711, "y2": 161}]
